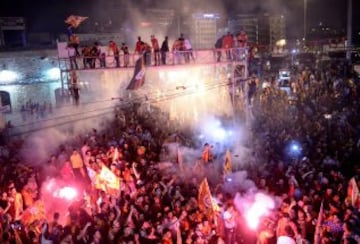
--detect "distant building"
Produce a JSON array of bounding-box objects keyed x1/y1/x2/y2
[
  {"x1": 258, "y1": 14, "x2": 270, "y2": 49},
  {"x1": 191, "y1": 13, "x2": 221, "y2": 49},
  {"x1": 144, "y1": 9, "x2": 176, "y2": 37},
  {"x1": 228, "y1": 14, "x2": 258, "y2": 44},
  {"x1": 269, "y1": 15, "x2": 286, "y2": 48},
  {"x1": 0, "y1": 17, "x2": 27, "y2": 47},
  {"x1": 227, "y1": 13, "x2": 286, "y2": 52},
  {"x1": 308, "y1": 22, "x2": 345, "y2": 42}
]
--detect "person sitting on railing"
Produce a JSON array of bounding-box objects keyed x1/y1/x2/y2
[
  {"x1": 109, "y1": 41, "x2": 120, "y2": 68},
  {"x1": 151, "y1": 35, "x2": 160, "y2": 66},
  {"x1": 222, "y1": 32, "x2": 234, "y2": 61},
  {"x1": 160, "y1": 36, "x2": 169, "y2": 65},
  {"x1": 121, "y1": 43, "x2": 130, "y2": 67}
]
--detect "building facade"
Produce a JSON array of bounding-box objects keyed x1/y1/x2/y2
[
  {"x1": 228, "y1": 14, "x2": 258, "y2": 44},
  {"x1": 269, "y1": 15, "x2": 286, "y2": 48},
  {"x1": 191, "y1": 13, "x2": 220, "y2": 49}
]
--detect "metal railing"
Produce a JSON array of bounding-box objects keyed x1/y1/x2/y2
[{"x1": 60, "y1": 47, "x2": 249, "y2": 70}]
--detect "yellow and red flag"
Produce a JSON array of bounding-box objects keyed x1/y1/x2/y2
[
  {"x1": 198, "y1": 178, "x2": 220, "y2": 217},
  {"x1": 21, "y1": 200, "x2": 46, "y2": 225},
  {"x1": 65, "y1": 15, "x2": 88, "y2": 28},
  {"x1": 95, "y1": 165, "x2": 120, "y2": 194}
]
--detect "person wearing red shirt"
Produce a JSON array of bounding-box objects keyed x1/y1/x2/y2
[
  {"x1": 237, "y1": 31, "x2": 248, "y2": 48},
  {"x1": 134, "y1": 36, "x2": 143, "y2": 54},
  {"x1": 108, "y1": 40, "x2": 120, "y2": 67},
  {"x1": 222, "y1": 32, "x2": 234, "y2": 60},
  {"x1": 151, "y1": 35, "x2": 160, "y2": 66}
]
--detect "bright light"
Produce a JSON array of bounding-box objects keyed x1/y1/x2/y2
[
  {"x1": 203, "y1": 14, "x2": 215, "y2": 18},
  {"x1": 223, "y1": 211, "x2": 232, "y2": 219},
  {"x1": 288, "y1": 141, "x2": 302, "y2": 157},
  {"x1": 276, "y1": 39, "x2": 286, "y2": 47},
  {"x1": 214, "y1": 127, "x2": 226, "y2": 141},
  {"x1": 45, "y1": 68, "x2": 61, "y2": 80},
  {"x1": 291, "y1": 49, "x2": 297, "y2": 54},
  {"x1": 45, "y1": 179, "x2": 56, "y2": 192},
  {"x1": 243, "y1": 193, "x2": 275, "y2": 230},
  {"x1": 140, "y1": 22, "x2": 151, "y2": 27},
  {"x1": 56, "y1": 186, "x2": 78, "y2": 201},
  {"x1": 324, "y1": 114, "x2": 332, "y2": 120},
  {"x1": 0, "y1": 70, "x2": 19, "y2": 83},
  {"x1": 291, "y1": 144, "x2": 299, "y2": 152}
]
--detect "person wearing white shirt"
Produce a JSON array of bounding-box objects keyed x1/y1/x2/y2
[{"x1": 184, "y1": 38, "x2": 195, "y2": 63}]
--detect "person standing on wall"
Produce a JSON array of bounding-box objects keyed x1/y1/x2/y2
[
  {"x1": 222, "y1": 32, "x2": 234, "y2": 61},
  {"x1": 109, "y1": 40, "x2": 120, "y2": 68},
  {"x1": 69, "y1": 33, "x2": 80, "y2": 56},
  {"x1": 184, "y1": 37, "x2": 194, "y2": 63},
  {"x1": 134, "y1": 36, "x2": 143, "y2": 54},
  {"x1": 121, "y1": 43, "x2": 130, "y2": 67},
  {"x1": 178, "y1": 33, "x2": 186, "y2": 63},
  {"x1": 142, "y1": 42, "x2": 152, "y2": 66},
  {"x1": 70, "y1": 71, "x2": 80, "y2": 105},
  {"x1": 215, "y1": 35, "x2": 224, "y2": 62},
  {"x1": 160, "y1": 36, "x2": 169, "y2": 65},
  {"x1": 151, "y1": 35, "x2": 160, "y2": 66}
]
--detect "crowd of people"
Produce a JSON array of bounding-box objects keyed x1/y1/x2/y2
[
  {"x1": 67, "y1": 32, "x2": 199, "y2": 69},
  {"x1": 0, "y1": 55, "x2": 359, "y2": 244}
]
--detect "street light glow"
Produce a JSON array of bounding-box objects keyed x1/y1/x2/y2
[{"x1": 0, "y1": 70, "x2": 19, "y2": 83}]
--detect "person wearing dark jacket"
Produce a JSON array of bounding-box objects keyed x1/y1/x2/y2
[
  {"x1": 215, "y1": 36, "x2": 224, "y2": 62},
  {"x1": 160, "y1": 36, "x2": 169, "y2": 65}
]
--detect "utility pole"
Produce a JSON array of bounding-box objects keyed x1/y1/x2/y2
[
  {"x1": 346, "y1": 0, "x2": 352, "y2": 63},
  {"x1": 303, "y1": 0, "x2": 307, "y2": 41}
]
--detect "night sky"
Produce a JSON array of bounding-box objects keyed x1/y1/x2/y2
[{"x1": 0, "y1": 0, "x2": 358, "y2": 41}]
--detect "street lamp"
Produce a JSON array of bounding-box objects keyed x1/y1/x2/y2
[{"x1": 303, "y1": 0, "x2": 307, "y2": 41}]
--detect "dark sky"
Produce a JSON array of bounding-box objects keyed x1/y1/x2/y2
[{"x1": 0, "y1": 0, "x2": 358, "y2": 40}]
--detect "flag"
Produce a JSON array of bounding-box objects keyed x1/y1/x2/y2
[
  {"x1": 314, "y1": 201, "x2": 324, "y2": 244},
  {"x1": 224, "y1": 149, "x2": 232, "y2": 175},
  {"x1": 177, "y1": 147, "x2": 184, "y2": 171},
  {"x1": 95, "y1": 165, "x2": 120, "y2": 194},
  {"x1": 65, "y1": 15, "x2": 88, "y2": 28},
  {"x1": 198, "y1": 178, "x2": 216, "y2": 217},
  {"x1": 348, "y1": 177, "x2": 359, "y2": 207},
  {"x1": 126, "y1": 57, "x2": 145, "y2": 90},
  {"x1": 21, "y1": 200, "x2": 46, "y2": 225}
]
